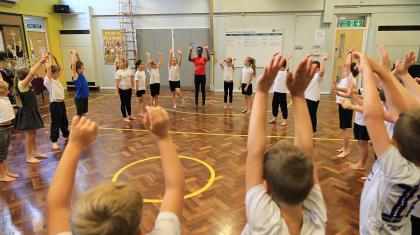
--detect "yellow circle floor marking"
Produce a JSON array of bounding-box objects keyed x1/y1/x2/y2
[{"x1": 112, "y1": 155, "x2": 216, "y2": 203}]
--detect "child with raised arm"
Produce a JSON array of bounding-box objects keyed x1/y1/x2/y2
[
  {"x1": 134, "y1": 59, "x2": 147, "y2": 114},
  {"x1": 353, "y1": 51, "x2": 420, "y2": 234},
  {"x1": 43, "y1": 52, "x2": 70, "y2": 151},
  {"x1": 168, "y1": 49, "x2": 185, "y2": 109},
  {"x1": 220, "y1": 57, "x2": 235, "y2": 109},
  {"x1": 335, "y1": 49, "x2": 358, "y2": 158},
  {"x1": 0, "y1": 79, "x2": 19, "y2": 182},
  {"x1": 115, "y1": 58, "x2": 137, "y2": 122},
  {"x1": 268, "y1": 55, "x2": 291, "y2": 125},
  {"x1": 47, "y1": 107, "x2": 185, "y2": 235},
  {"x1": 238, "y1": 57, "x2": 256, "y2": 113},
  {"x1": 305, "y1": 53, "x2": 328, "y2": 134},
  {"x1": 146, "y1": 52, "x2": 163, "y2": 106},
  {"x1": 242, "y1": 55, "x2": 326, "y2": 235},
  {"x1": 70, "y1": 50, "x2": 89, "y2": 116},
  {"x1": 14, "y1": 54, "x2": 49, "y2": 163}
]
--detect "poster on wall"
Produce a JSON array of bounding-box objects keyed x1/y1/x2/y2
[
  {"x1": 224, "y1": 28, "x2": 283, "y2": 66},
  {"x1": 0, "y1": 30, "x2": 5, "y2": 52},
  {"x1": 3, "y1": 26, "x2": 25, "y2": 59},
  {"x1": 102, "y1": 30, "x2": 125, "y2": 64}
]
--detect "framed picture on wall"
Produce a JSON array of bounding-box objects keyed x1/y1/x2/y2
[
  {"x1": 0, "y1": 30, "x2": 5, "y2": 52},
  {"x1": 103, "y1": 30, "x2": 124, "y2": 64},
  {"x1": 3, "y1": 26, "x2": 25, "y2": 59}
]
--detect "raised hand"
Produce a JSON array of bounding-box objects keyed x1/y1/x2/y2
[
  {"x1": 143, "y1": 106, "x2": 169, "y2": 138},
  {"x1": 286, "y1": 56, "x2": 316, "y2": 97},
  {"x1": 177, "y1": 49, "x2": 182, "y2": 55},
  {"x1": 256, "y1": 54, "x2": 286, "y2": 93},
  {"x1": 145, "y1": 52, "x2": 151, "y2": 57},
  {"x1": 169, "y1": 48, "x2": 174, "y2": 54},
  {"x1": 204, "y1": 44, "x2": 209, "y2": 50},
  {"x1": 378, "y1": 45, "x2": 392, "y2": 71},
  {"x1": 68, "y1": 116, "x2": 99, "y2": 149},
  {"x1": 41, "y1": 53, "x2": 49, "y2": 63},
  {"x1": 321, "y1": 52, "x2": 328, "y2": 61},
  {"x1": 158, "y1": 52, "x2": 163, "y2": 57},
  {"x1": 188, "y1": 43, "x2": 193, "y2": 50},
  {"x1": 395, "y1": 50, "x2": 416, "y2": 75}
]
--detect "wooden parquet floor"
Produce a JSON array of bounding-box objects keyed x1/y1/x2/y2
[{"x1": 0, "y1": 90, "x2": 375, "y2": 235}]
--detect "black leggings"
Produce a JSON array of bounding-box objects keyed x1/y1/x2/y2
[
  {"x1": 194, "y1": 75, "x2": 206, "y2": 106},
  {"x1": 224, "y1": 81, "x2": 233, "y2": 103},
  {"x1": 50, "y1": 102, "x2": 69, "y2": 142},
  {"x1": 119, "y1": 88, "x2": 132, "y2": 117},
  {"x1": 272, "y1": 92, "x2": 288, "y2": 119},
  {"x1": 306, "y1": 99, "x2": 320, "y2": 133}
]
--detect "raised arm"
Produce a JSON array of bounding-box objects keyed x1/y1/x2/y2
[
  {"x1": 71, "y1": 50, "x2": 79, "y2": 80},
  {"x1": 286, "y1": 56, "x2": 318, "y2": 183},
  {"x1": 394, "y1": 50, "x2": 420, "y2": 102},
  {"x1": 246, "y1": 54, "x2": 286, "y2": 191},
  {"x1": 343, "y1": 49, "x2": 353, "y2": 78},
  {"x1": 168, "y1": 49, "x2": 174, "y2": 66},
  {"x1": 20, "y1": 53, "x2": 49, "y2": 88},
  {"x1": 219, "y1": 58, "x2": 225, "y2": 69},
  {"x1": 45, "y1": 62, "x2": 52, "y2": 81},
  {"x1": 157, "y1": 52, "x2": 163, "y2": 69},
  {"x1": 177, "y1": 49, "x2": 183, "y2": 67},
  {"x1": 354, "y1": 52, "x2": 392, "y2": 157},
  {"x1": 143, "y1": 106, "x2": 184, "y2": 217},
  {"x1": 47, "y1": 116, "x2": 98, "y2": 235},
  {"x1": 51, "y1": 52, "x2": 62, "y2": 77},
  {"x1": 188, "y1": 43, "x2": 193, "y2": 62},
  {"x1": 204, "y1": 44, "x2": 210, "y2": 61},
  {"x1": 146, "y1": 52, "x2": 152, "y2": 70},
  {"x1": 319, "y1": 53, "x2": 328, "y2": 78}
]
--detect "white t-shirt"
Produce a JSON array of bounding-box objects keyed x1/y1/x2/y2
[
  {"x1": 336, "y1": 74, "x2": 357, "y2": 103},
  {"x1": 44, "y1": 75, "x2": 65, "y2": 101},
  {"x1": 115, "y1": 68, "x2": 133, "y2": 90},
  {"x1": 242, "y1": 66, "x2": 254, "y2": 84},
  {"x1": 148, "y1": 68, "x2": 160, "y2": 84},
  {"x1": 383, "y1": 104, "x2": 395, "y2": 139},
  {"x1": 412, "y1": 204, "x2": 420, "y2": 218},
  {"x1": 135, "y1": 70, "x2": 146, "y2": 91},
  {"x1": 57, "y1": 212, "x2": 181, "y2": 235},
  {"x1": 360, "y1": 146, "x2": 420, "y2": 235},
  {"x1": 168, "y1": 65, "x2": 180, "y2": 82},
  {"x1": 146, "y1": 211, "x2": 181, "y2": 235},
  {"x1": 241, "y1": 184, "x2": 327, "y2": 235},
  {"x1": 354, "y1": 88, "x2": 365, "y2": 126},
  {"x1": 223, "y1": 66, "x2": 234, "y2": 82},
  {"x1": 273, "y1": 71, "x2": 288, "y2": 93},
  {"x1": 305, "y1": 73, "x2": 323, "y2": 102},
  {"x1": 0, "y1": 96, "x2": 15, "y2": 123}
]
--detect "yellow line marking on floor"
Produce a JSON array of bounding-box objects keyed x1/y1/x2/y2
[
  {"x1": 112, "y1": 155, "x2": 216, "y2": 203},
  {"x1": 99, "y1": 126, "x2": 356, "y2": 142}
]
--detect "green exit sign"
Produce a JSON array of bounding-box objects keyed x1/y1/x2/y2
[{"x1": 340, "y1": 19, "x2": 364, "y2": 28}]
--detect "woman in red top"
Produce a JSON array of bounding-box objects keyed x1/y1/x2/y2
[{"x1": 188, "y1": 43, "x2": 210, "y2": 107}]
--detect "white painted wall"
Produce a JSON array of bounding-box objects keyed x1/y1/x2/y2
[{"x1": 59, "y1": 0, "x2": 420, "y2": 92}]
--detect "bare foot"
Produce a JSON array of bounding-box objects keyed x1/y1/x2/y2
[
  {"x1": 52, "y1": 142, "x2": 60, "y2": 151},
  {"x1": 349, "y1": 162, "x2": 365, "y2": 171},
  {"x1": 280, "y1": 120, "x2": 287, "y2": 126},
  {"x1": 336, "y1": 151, "x2": 349, "y2": 158},
  {"x1": 26, "y1": 157, "x2": 41, "y2": 164},
  {"x1": 123, "y1": 118, "x2": 131, "y2": 122},
  {"x1": 336, "y1": 147, "x2": 344, "y2": 152},
  {"x1": 0, "y1": 174, "x2": 16, "y2": 182},
  {"x1": 268, "y1": 117, "x2": 276, "y2": 123},
  {"x1": 129, "y1": 116, "x2": 137, "y2": 120},
  {"x1": 224, "y1": 104, "x2": 227, "y2": 109},
  {"x1": 34, "y1": 152, "x2": 48, "y2": 158},
  {"x1": 5, "y1": 171, "x2": 20, "y2": 178},
  {"x1": 173, "y1": 104, "x2": 177, "y2": 109}
]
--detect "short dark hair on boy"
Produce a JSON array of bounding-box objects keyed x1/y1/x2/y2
[
  {"x1": 263, "y1": 141, "x2": 314, "y2": 205},
  {"x1": 312, "y1": 61, "x2": 320, "y2": 68},
  {"x1": 76, "y1": 61, "x2": 84, "y2": 70},
  {"x1": 393, "y1": 108, "x2": 420, "y2": 164},
  {"x1": 135, "y1": 59, "x2": 142, "y2": 68},
  {"x1": 350, "y1": 62, "x2": 359, "y2": 77}
]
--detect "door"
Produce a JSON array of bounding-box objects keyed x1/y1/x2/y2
[
  {"x1": 28, "y1": 31, "x2": 48, "y2": 77},
  {"x1": 174, "y1": 29, "x2": 194, "y2": 90},
  {"x1": 332, "y1": 29, "x2": 364, "y2": 84}
]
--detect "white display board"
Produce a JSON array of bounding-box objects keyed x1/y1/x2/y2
[{"x1": 224, "y1": 28, "x2": 283, "y2": 67}]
